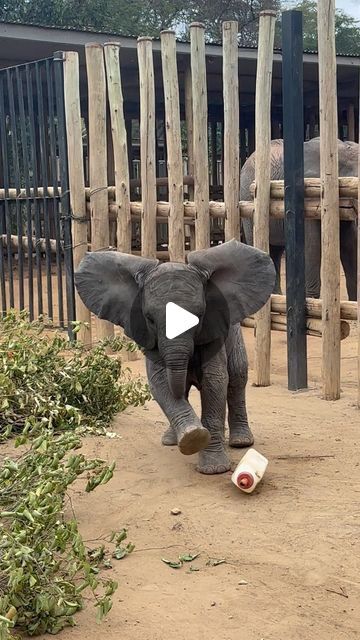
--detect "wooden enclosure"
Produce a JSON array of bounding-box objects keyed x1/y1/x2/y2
[{"x1": 0, "y1": 6, "x2": 359, "y2": 406}]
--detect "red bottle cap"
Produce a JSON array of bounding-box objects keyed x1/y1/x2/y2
[{"x1": 237, "y1": 472, "x2": 254, "y2": 489}]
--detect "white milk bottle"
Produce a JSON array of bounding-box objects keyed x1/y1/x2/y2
[{"x1": 231, "y1": 448, "x2": 268, "y2": 493}]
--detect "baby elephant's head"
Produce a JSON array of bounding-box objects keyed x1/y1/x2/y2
[{"x1": 75, "y1": 240, "x2": 275, "y2": 397}]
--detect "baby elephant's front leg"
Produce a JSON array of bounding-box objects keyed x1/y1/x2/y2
[
  {"x1": 197, "y1": 346, "x2": 231, "y2": 474},
  {"x1": 146, "y1": 356, "x2": 210, "y2": 455}
]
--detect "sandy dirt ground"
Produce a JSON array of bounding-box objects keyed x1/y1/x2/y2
[{"x1": 27, "y1": 319, "x2": 358, "y2": 640}]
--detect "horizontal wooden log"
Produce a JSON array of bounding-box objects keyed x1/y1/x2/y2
[
  {"x1": 91, "y1": 199, "x2": 357, "y2": 222},
  {"x1": 250, "y1": 176, "x2": 359, "y2": 200},
  {"x1": 132, "y1": 249, "x2": 189, "y2": 260},
  {"x1": 271, "y1": 293, "x2": 357, "y2": 321},
  {"x1": 243, "y1": 312, "x2": 350, "y2": 339},
  {"x1": 0, "y1": 187, "x2": 356, "y2": 221},
  {"x1": 1, "y1": 234, "x2": 62, "y2": 254}
]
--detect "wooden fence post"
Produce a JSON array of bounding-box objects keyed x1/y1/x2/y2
[
  {"x1": 184, "y1": 65, "x2": 196, "y2": 250},
  {"x1": 190, "y1": 23, "x2": 210, "y2": 250},
  {"x1": 317, "y1": 0, "x2": 341, "y2": 400},
  {"x1": 104, "y1": 42, "x2": 132, "y2": 254},
  {"x1": 63, "y1": 51, "x2": 91, "y2": 345},
  {"x1": 222, "y1": 20, "x2": 240, "y2": 242},
  {"x1": 160, "y1": 30, "x2": 185, "y2": 262},
  {"x1": 85, "y1": 43, "x2": 114, "y2": 341},
  {"x1": 253, "y1": 10, "x2": 276, "y2": 387},
  {"x1": 137, "y1": 37, "x2": 157, "y2": 259}
]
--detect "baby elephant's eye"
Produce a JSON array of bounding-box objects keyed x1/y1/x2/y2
[{"x1": 145, "y1": 314, "x2": 155, "y2": 326}]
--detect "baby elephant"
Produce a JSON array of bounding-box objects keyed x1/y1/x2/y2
[{"x1": 75, "y1": 240, "x2": 275, "y2": 474}]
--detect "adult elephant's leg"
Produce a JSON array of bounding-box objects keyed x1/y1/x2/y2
[
  {"x1": 226, "y1": 325, "x2": 254, "y2": 448},
  {"x1": 146, "y1": 356, "x2": 210, "y2": 455},
  {"x1": 270, "y1": 245, "x2": 284, "y2": 294},
  {"x1": 197, "y1": 345, "x2": 231, "y2": 474},
  {"x1": 340, "y1": 221, "x2": 357, "y2": 301},
  {"x1": 242, "y1": 217, "x2": 253, "y2": 246},
  {"x1": 305, "y1": 219, "x2": 321, "y2": 298}
]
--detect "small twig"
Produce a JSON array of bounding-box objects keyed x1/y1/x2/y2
[
  {"x1": 133, "y1": 544, "x2": 184, "y2": 553},
  {"x1": 275, "y1": 454, "x2": 335, "y2": 460},
  {"x1": 325, "y1": 587, "x2": 348, "y2": 598}
]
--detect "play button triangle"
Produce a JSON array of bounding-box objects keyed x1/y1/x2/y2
[{"x1": 166, "y1": 302, "x2": 199, "y2": 340}]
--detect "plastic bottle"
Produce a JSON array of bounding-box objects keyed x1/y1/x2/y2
[{"x1": 231, "y1": 448, "x2": 268, "y2": 493}]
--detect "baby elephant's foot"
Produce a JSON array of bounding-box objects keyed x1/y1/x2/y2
[
  {"x1": 228, "y1": 423, "x2": 254, "y2": 448},
  {"x1": 196, "y1": 444, "x2": 231, "y2": 475},
  {"x1": 161, "y1": 425, "x2": 177, "y2": 446},
  {"x1": 178, "y1": 425, "x2": 210, "y2": 456}
]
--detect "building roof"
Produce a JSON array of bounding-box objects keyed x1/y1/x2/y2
[{"x1": 0, "y1": 20, "x2": 358, "y2": 113}]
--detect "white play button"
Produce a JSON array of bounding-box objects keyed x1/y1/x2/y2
[{"x1": 166, "y1": 302, "x2": 199, "y2": 340}]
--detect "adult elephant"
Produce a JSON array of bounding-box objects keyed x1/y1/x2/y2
[
  {"x1": 241, "y1": 137, "x2": 358, "y2": 300},
  {"x1": 75, "y1": 240, "x2": 275, "y2": 475}
]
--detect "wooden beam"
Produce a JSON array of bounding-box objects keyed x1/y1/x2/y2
[
  {"x1": 160, "y1": 30, "x2": 185, "y2": 262},
  {"x1": 318, "y1": 0, "x2": 341, "y2": 400},
  {"x1": 137, "y1": 37, "x2": 157, "y2": 259},
  {"x1": 190, "y1": 23, "x2": 210, "y2": 249},
  {"x1": 85, "y1": 43, "x2": 114, "y2": 341},
  {"x1": 223, "y1": 20, "x2": 240, "y2": 241},
  {"x1": 63, "y1": 51, "x2": 91, "y2": 345},
  {"x1": 104, "y1": 42, "x2": 132, "y2": 253},
  {"x1": 253, "y1": 10, "x2": 276, "y2": 387},
  {"x1": 271, "y1": 294, "x2": 357, "y2": 321}
]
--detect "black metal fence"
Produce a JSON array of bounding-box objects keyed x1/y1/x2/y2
[{"x1": 0, "y1": 54, "x2": 75, "y2": 337}]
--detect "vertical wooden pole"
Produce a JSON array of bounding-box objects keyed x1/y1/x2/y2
[
  {"x1": 190, "y1": 23, "x2": 210, "y2": 250},
  {"x1": 282, "y1": 10, "x2": 308, "y2": 391},
  {"x1": 223, "y1": 20, "x2": 240, "y2": 242},
  {"x1": 253, "y1": 10, "x2": 276, "y2": 387},
  {"x1": 63, "y1": 52, "x2": 91, "y2": 345},
  {"x1": 318, "y1": 0, "x2": 341, "y2": 400},
  {"x1": 184, "y1": 65, "x2": 196, "y2": 250},
  {"x1": 160, "y1": 30, "x2": 185, "y2": 262},
  {"x1": 104, "y1": 42, "x2": 131, "y2": 254},
  {"x1": 85, "y1": 43, "x2": 114, "y2": 341},
  {"x1": 347, "y1": 103, "x2": 355, "y2": 141},
  {"x1": 137, "y1": 37, "x2": 157, "y2": 259}
]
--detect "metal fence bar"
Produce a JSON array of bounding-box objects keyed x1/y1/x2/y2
[
  {"x1": 0, "y1": 75, "x2": 15, "y2": 308},
  {"x1": 46, "y1": 58, "x2": 64, "y2": 326},
  {"x1": 16, "y1": 65, "x2": 34, "y2": 320},
  {"x1": 36, "y1": 62, "x2": 53, "y2": 320},
  {"x1": 282, "y1": 9, "x2": 308, "y2": 391},
  {"x1": 26, "y1": 63, "x2": 43, "y2": 317},
  {"x1": 7, "y1": 68, "x2": 25, "y2": 310}
]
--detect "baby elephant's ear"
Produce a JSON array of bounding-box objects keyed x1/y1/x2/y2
[
  {"x1": 75, "y1": 251, "x2": 158, "y2": 348},
  {"x1": 188, "y1": 239, "x2": 275, "y2": 325}
]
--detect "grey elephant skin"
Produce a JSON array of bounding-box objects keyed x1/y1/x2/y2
[
  {"x1": 241, "y1": 137, "x2": 358, "y2": 300},
  {"x1": 75, "y1": 240, "x2": 275, "y2": 475}
]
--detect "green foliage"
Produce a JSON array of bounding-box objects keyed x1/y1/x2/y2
[
  {"x1": 285, "y1": 0, "x2": 360, "y2": 55},
  {"x1": 0, "y1": 313, "x2": 151, "y2": 638},
  {"x1": 0, "y1": 432, "x2": 118, "y2": 637},
  {"x1": 0, "y1": 311, "x2": 151, "y2": 441},
  {"x1": 1, "y1": 0, "x2": 280, "y2": 45}
]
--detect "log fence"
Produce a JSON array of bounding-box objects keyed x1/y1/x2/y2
[{"x1": 0, "y1": 7, "x2": 359, "y2": 406}]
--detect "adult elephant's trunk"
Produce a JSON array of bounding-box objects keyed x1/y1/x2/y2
[{"x1": 166, "y1": 365, "x2": 188, "y2": 399}]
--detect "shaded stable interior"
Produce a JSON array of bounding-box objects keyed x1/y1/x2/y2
[{"x1": 0, "y1": 21, "x2": 359, "y2": 193}]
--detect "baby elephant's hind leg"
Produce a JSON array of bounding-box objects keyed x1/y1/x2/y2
[{"x1": 226, "y1": 326, "x2": 254, "y2": 448}]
